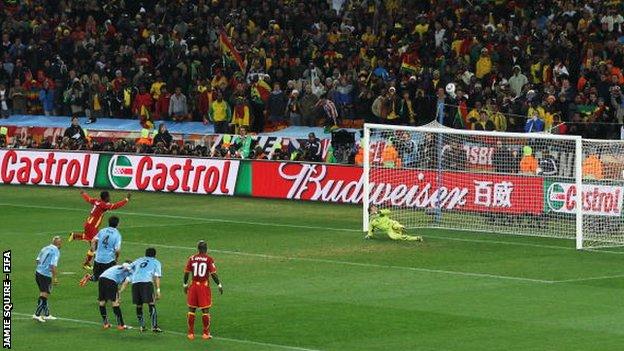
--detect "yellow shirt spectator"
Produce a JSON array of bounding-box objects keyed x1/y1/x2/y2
[
  {"x1": 451, "y1": 39, "x2": 462, "y2": 57},
  {"x1": 527, "y1": 105, "x2": 546, "y2": 120},
  {"x1": 475, "y1": 52, "x2": 492, "y2": 79},
  {"x1": 466, "y1": 108, "x2": 482, "y2": 129},
  {"x1": 361, "y1": 31, "x2": 377, "y2": 46},
  {"x1": 413, "y1": 23, "x2": 429, "y2": 38},
  {"x1": 530, "y1": 62, "x2": 542, "y2": 84},
  {"x1": 490, "y1": 112, "x2": 507, "y2": 132},
  {"x1": 150, "y1": 81, "x2": 165, "y2": 100},
  {"x1": 385, "y1": 0, "x2": 399, "y2": 13}
]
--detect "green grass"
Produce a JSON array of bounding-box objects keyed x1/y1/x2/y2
[{"x1": 2, "y1": 185, "x2": 624, "y2": 350}]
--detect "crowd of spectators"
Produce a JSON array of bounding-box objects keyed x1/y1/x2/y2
[
  {"x1": 0, "y1": 116, "x2": 330, "y2": 163},
  {"x1": 1, "y1": 0, "x2": 624, "y2": 141}
]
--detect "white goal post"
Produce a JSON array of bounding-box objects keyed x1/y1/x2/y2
[{"x1": 363, "y1": 123, "x2": 624, "y2": 250}]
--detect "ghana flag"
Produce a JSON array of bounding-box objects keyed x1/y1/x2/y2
[
  {"x1": 251, "y1": 79, "x2": 271, "y2": 103},
  {"x1": 219, "y1": 30, "x2": 246, "y2": 72},
  {"x1": 400, "y1": 52, "x2": 419, "y2": 74}
]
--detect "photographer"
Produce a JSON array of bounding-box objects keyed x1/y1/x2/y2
[
  {"x1": 65, "y1": 79, "x2": 86, "y2": 117},
  {"x1": 153, "y1": 124, "x2": 173, "y2": 149},
  {"x1": 285, "y1": 90, "x2": 303, "y2": 126},
  {"x1": 610, "y1": 85, "x2": 624, "y2": 124},
  {"x1": 303, "y1": 132, "x2": 322, "y2": 162},
  {"x1": 0, "y1": 129, "x2": 6, "y2": 148},
  {"x1": 492, "y1": 140, "x2": 514, "y2": 174},
  {"x1": 63, "y1": 116, "x2": 86, "y2": 146},
  {"x1": 538, "y1": 149, "x2": 558, "y2": 176},
  {"x1": 393, "y1": 131, "x2": 417, "y2": 168}
]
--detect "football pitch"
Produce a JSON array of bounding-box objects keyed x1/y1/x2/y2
[{"x1": 3, "y1": 185, "x2": 624, "y2": 350}]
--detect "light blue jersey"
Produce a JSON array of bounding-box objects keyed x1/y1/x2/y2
[
  {"x1": 100, "y1": 264, "x2": 133, "y2": 285},
  {"x1": 130, "y1": 257, "x2": 162, "y2": 283},
  {"x1": 94, "y1": 227, "x2": 121, "y2": 264},
  {"x1": 35, "y1": 244, "x2": 60, "y2": 277}
]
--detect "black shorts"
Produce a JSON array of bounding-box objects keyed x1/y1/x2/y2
[
  {"x1": 93, "y1": 261, "x2": 116, "y2": 280},
  {"x1": 98, "y1": 277, "x2": 119, "y2": 302},
  {"x1": 35, "y1": 272, "x2": 52, "y2": 294},
  {"x1": 132, "y1": 282, "x2": 154, "y2": 305}
]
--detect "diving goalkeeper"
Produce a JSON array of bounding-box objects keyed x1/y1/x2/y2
[{"x1": 365, "y1": 206, "x2": 422, "y2": 241}]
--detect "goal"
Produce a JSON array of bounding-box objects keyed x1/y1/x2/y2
[{"x1": 362, "y1": 123, "x2": 624, "y2": 250}]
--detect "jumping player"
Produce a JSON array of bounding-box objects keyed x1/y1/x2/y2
[
  {"x1": 183, "y1": 240, "x2": 223, "y2": 340},
  {"x1": 79, "y1": 216, "x2": 123, "y2": 286},
  {"x1": 68, "y1": 190, "x2": 130, "y2": 271},
  {"x1": 366, "y1": 206, "x2": 423, "y2": 241}
]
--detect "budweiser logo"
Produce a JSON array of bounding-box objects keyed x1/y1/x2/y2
[{"x1": 278, "y1": 164, "x2": 468, "y2": 209}]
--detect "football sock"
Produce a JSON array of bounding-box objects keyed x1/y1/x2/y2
[
  {"x1": 41, "y1": 297, "x2": 48, "y2": 316},
  {"x1": 99, "y1": 305, "x2": 108, "y2": 324},
  {"x1": 112, "y1": 306, "x2": 124, "y2": 326},
  {"x1": 202, "y1": 313, "x2": 210, "y2": 334},
  {"x1": 136, "y1": 306, "x2": 144, "y2": 328},
  {"x1": 71, "y1": 233, "x2": 84, "y2": 240},
  {"x1": 187, "y1": 312, "x2": 195, "y2": 334},
  {"x1": 149, "y1": 304, "x2": 158, "y2": 328},
  {"x1": 34, "y1": 296, "x2": 46, "y2": 316},
  {"x1": 83, "y1": 250, "x2": 94, "y2": 265}
]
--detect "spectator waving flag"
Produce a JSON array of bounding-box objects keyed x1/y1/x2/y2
[
  {"x1": 219, "y1": 30, "x2": 246, "y2": 72},
  {"x1": 251, "y1": 79, "x2": 271, "y2": 103},
  {"x1": 400, "y1": 52, "x2": 419, "y2": 74}
]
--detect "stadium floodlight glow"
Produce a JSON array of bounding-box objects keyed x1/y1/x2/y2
[{"x1": 363, "y1": 122, "x2": 624, "y2": 250}]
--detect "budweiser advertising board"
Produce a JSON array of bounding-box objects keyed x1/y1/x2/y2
[
  {"x1": 545, "y1": 182, "x2": 624, "y2": 216},
  {"x1": 0, "y1": 149, "x2": 98, "y2": 187},
  {"x1": 251, "y1": 162, "x2": 544, "y2": 214},
  {"x1": 94, "y1": 153, "x2": 239, "y2": 195}
]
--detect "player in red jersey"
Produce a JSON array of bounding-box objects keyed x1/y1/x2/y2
[
  {"x1": 183, "y1": 240, "x2": 223, "y2": 340},
  {"x1": 68, "y1": 190, "x2": 130, "y2": 270}
]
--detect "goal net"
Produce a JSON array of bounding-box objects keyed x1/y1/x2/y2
[
  {"x1": 363, "y1": 123, "x2": 623, "y2": 249},
  {"x1": 579, "y1": 139, "x2": 624, "y2": 248}
]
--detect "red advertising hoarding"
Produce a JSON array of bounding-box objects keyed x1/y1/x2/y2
[
  {"x1": 252, "y1": 162, "x2": 544, "y2": 214},
  {"x1": 0, "y1": 149, "x2": 98, "y2": 187}
]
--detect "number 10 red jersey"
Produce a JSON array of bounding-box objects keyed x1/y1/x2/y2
[
  {"x1": 185, "y1": 254, "x2": 217, "y2": 282},
  {"x1": 185, "y1": 253, "x2": 217, "y2": 309}
]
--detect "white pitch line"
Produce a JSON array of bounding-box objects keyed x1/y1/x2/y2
[
  {"x1": 12, "y1": 312, "x2": 321, "y2": 351},
  {"x1": 32, "y1": 222, "x2": 205, "y2": 236},
  {"x1": 554, "y1": 274, "x2": 624, "y2": 283},
  {"x1": 124, "y1": 241, "x2": 556, "y2": 284},
  {"x1": 586, "y1": 248, "x2": 624, "y2": 255},
  {"x1": 0, "y1": 203, "x2": 359, "y2": 232},
  {"x1": 427, "y1": 234, "x2": 575, "y2": 251},
  {"x1": 0, "y1": 202, "x2": 584, "y2": 252}
]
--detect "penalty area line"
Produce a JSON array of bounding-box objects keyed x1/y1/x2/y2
[
  {"x1": 12, "y1": 312, "x2": 321, "y2": 351},
  {"x1": 552, "y1": 274, "x2": 624, "y2": 283},
  {"x1": 0, "y1": 202, "x2": 359, "y2": 232},
  {"x1": 125, "y1": 241, "x2": 556, "y2": 284}
]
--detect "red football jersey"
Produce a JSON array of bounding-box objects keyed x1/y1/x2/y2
[
  {"x1": 185, "y1": 254, "x2": 217, "y2": 283},
  {"x1": 82, "y1": 193, "x2": 128, "y2": 228}
]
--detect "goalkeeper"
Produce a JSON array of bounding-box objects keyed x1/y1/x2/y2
[{"x1": 365, "y1": 206, "x2": 422, "y2": 241}]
